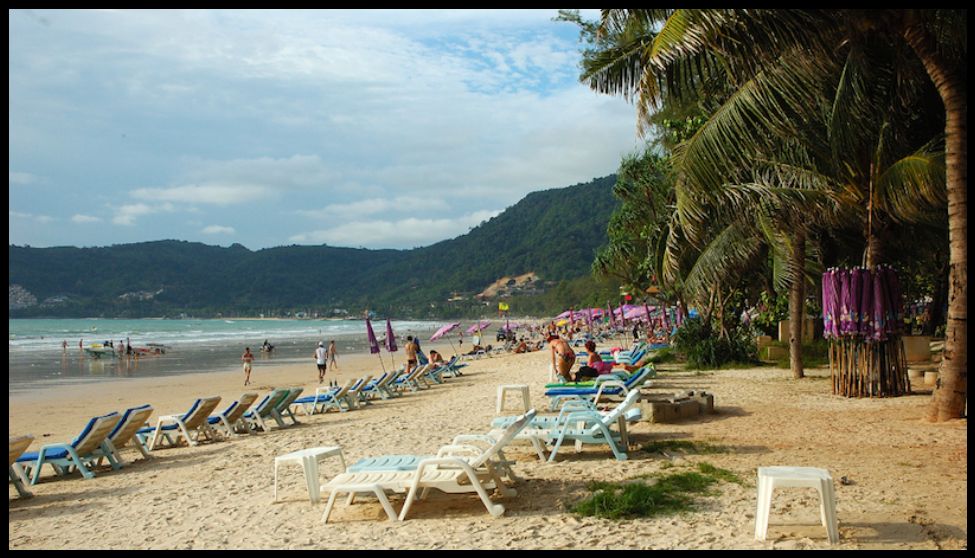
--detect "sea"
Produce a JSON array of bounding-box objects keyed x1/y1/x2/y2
[{"x1": 7, "y1": 318, "x2": 445, "y2": 393}]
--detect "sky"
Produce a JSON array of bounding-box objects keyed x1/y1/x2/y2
[{"x1": 9, "y1": 9, "x2": 643, "y2": 250}]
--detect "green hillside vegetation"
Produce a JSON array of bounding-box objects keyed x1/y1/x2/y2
[{"x1": 9, "y1": 175, "x2": 620, "y2": 319}]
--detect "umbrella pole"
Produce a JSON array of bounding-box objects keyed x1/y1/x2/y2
[{"x1": 376, "y1": 353, "x2": 386, "y2": 374}]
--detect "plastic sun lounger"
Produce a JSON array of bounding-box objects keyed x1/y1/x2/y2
[
  {"x1": 9, "y1": 435, "x2": 35, "y2": 498},
  {"x1": 96, "y1": 404, "x2": 155, "y2": 467},
  {"x1": 274, "y1": 387, "x2": 305, "y2": 426},
  {"x1": 293, "y1": 380, "x2": 355, "y2": 414},
  {"x1": 136, "y1": 396, "x2": 222, "y2": 450},
  {"x1": 491, "y1": 390, "x2": 642, "y2": 462},
  {"x1": 207, "y1": 393, "x2": 259, "y2": 437},
  {"x1": 17, "y1": 413, "x2": 123, "y2": 484},
  {"x1": 243, "y1": 388, "x2": 291, "y2": 431},
  {"x1": 544, "y1": 365, "x2": 655, "y2": 410},
  {"x1": 321, "y1": 409, "x2": 537, "y2": 523}
]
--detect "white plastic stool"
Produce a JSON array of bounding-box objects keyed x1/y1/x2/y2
[
  {"x1": 274, "y1": 446, "x2": 346, "y2": 504},
  {"x1": 496, "y1": 384, "x2": 531, "y2": 415},
  {"x1": 755, "y1": 466, "x2": 839, "y2": 544}
]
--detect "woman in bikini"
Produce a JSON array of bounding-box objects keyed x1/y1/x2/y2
[{"x1": 548, "y1": 334, "x2": 576, "y2": 382}]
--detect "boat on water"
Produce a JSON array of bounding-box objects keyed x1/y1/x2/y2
[{"x1": 84, "y1": 344, "x2": 117, "y2": 359}]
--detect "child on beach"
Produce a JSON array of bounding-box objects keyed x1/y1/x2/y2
[{"x1": 242, "y1": 347, "x2": 254, "y2": 386}]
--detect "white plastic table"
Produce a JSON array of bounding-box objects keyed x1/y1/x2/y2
[
  {"x1": 497, "y1": 384, "x2": 531, "y2": 415},
  {"x1": 274, "y1": 446, "x2": 346, "y2": 504},
  {"x1": 755, "y1": 466, "x2": 839, "y2": 544}
]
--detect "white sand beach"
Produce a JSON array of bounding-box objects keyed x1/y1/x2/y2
[{"x1": 8, "y1": 345, "x2": 967, "y2": 550}]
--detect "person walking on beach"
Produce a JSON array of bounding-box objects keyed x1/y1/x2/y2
[
  {"x1": 315, "y1": 342, "x2": 328, "y2": 383},
  {"x1": 242, "y1": 347, "x2": 254, "y2": 386},
  {"x1": 327, "y1": 340, "x2": 338, "y2": 370}
]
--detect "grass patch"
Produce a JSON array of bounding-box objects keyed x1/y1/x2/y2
[
  {"x1": 571, "y1": 464, "x2": 748, "y2": 519},
  {"x1": 571, "y1": 472, "x2": 718, "y2": 519},
  {"x1": 642, "y1": 439, "x2": 728, "y2": 455},
  {"x1": 696, "y1": 462, "x2": 746, "y2": 486}
]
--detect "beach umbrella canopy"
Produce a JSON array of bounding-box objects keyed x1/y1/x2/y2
[
  {"x1": 466, "y1": 321, "x2": 491, "y2": 334},
  {"x1": 555, "y1": 310, "x2": 572, "y2": 320},
  {"x1": 430, "y1": 322, "x2": 460, "y2": 342},
  {"x1": 500, "y1": 321, "x2": 520, "y2": 332},
  {"x1": 624, "y1": 306, "x2": 650, "y2": 321},
  {"x1": 365, "y1": 318, "x2": 381, "y2": 354},
  {"x1": 384, "y1": 318, "x2": 397, "y2": 352}
]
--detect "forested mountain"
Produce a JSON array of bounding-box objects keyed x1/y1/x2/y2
[{"x1": 9, "y1": 175, "x2": 620, "y2": 318}]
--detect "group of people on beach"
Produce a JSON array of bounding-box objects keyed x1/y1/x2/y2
[{"x1": 241, "y1": 339, "x2": 339, "y2": 386}]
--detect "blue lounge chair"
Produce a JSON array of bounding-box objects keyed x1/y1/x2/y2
[
  {"x1": 544, "y1": 364, "x2": 655, "y2": 410},
  {"x1": 207, "y1": 393, "x2": 259, "y2": 437},
  {"x1": 293, "y1": 380, "x2": 356, "y2": 414},
  {"x1": 136, "y1": 396, "x2": 222, "y2": 450},
  {"x1": 9, "y1": 435, "x2": 34, "y2": 498},
  {"x1": 243, "y1": 388, "x2": 291, "y2": 431},
  {"x1": 17, "y1": 413, "x2": 123, "y2": 484},
  {"x1": 96, "y1": 404, "x2": 154, "y2": 467}
]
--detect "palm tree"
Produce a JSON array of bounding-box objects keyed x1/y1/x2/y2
[{"x1": 584, "y1": 9, "x2": 964, "y2": 420}]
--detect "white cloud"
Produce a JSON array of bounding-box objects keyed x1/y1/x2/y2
[
  {"x1": 112, "y1": 202, "x2": 175, "y2": 226},
  {"x1": 10, "y1": 210, "x2": 55, "y2": 223},
  {"x1": 201, "y1": 224, "x2": 235, "y2": 235},
  {"x1": 131, "y1": 183, "x2": 270, "y2": 206},
  {"x1": 71, "y1": 214, "x2": 102, "y2": 223},
  {"x1": 289, "y1": 209, "x2": 501, "y2": 249},
  {"x1": 9, "y1": 171, "x2": 38, "y2": 185},
  {"x1": 297, "y1": 196, "x2": 449, "y2": 219}
]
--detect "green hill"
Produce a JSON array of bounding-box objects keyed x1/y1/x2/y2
[{"x1": 9, "y1": 175, "x2": 620, "y2": 318}]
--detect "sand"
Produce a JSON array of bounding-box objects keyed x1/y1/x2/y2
[{"x1": 8, "y1": 344, "x2": 967, "y2": 550}]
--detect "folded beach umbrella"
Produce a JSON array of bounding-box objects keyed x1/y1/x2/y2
[
  {"x1": 385, "y1": 318, "x2": 397, "y2": 352},
  {"x1": 365, "y1": 318, "x2": 380, "y2": 354},
  {"x1": 859, "y1": 268, "x2": 874, "y2": 340}
]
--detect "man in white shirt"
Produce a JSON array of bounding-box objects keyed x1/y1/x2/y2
[{"x1": 314, "y1": 342, "x2": 328, "y2": 383}]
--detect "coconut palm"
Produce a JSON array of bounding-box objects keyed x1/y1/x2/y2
[{"x1": 585, "y1": 9, "x2": 964, "y2": 420}]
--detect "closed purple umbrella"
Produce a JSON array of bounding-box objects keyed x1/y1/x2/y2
[
  {"x1": 859, "y1": 268, "x2": 874, "y2": 340},
  {"x1": 872, "y1": 267, "x2": 887, "y2": 341},
  {"x1": 365, "y1": 318, "x2": 380, "y2": 354},
  {"x1": 385, "y1": 318, "x2": 397, "y2": 352},
  {"x1": 839, "y1": 268, "x2": 852, "y2": 336}
]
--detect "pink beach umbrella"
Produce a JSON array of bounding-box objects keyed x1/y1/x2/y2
[
  {"x1": 466, "y1": 321, "x2": 491, "y2": 334},
  {"x1": 430, "y1": 322, "x2": 461, "y2": 356}
]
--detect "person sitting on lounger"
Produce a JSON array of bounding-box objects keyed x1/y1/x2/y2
[{"x1": 429, "y1": 349, "x2": 446, "y2": 366}]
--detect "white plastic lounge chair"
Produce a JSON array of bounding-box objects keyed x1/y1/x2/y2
[
  {"x1": 136, "y1": 396, "x2": 222, "y2": 450},
  {"x1": 391, "y1": 365, "x2": 429, "y2": 393},
  {"x1": 321, "y1": 409, "x2": 537, "y2": 523},
  {"x1": 96, "y1": 404, "x2": 154, "y2": 467},
  {"x1": 9, "y1": 435, "x2": 34, "y2": 498},
  {"x1": 17, "y1": 414, "x2": 123, "y2": 484},
  {"x1": 208, "y1": 393, "x2": 259, "y2": 437},
  {"x1": 544, "y1": 390, "x2": 641, "y2": 462},
  {"x1": 242, "y1": 388, "x2": 291, "y2": 431}
]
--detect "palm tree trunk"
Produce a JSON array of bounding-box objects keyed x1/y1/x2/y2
[
  {"x1": 789, "y1": 230, "x2": 806, "y2": 379},
  {"x1": 903, "y1": 17, "x2": 968, "y2": 421}
]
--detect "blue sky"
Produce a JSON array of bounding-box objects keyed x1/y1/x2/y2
[{"x1": 9, "y1": 9, "x2": 642, "y2": 250}]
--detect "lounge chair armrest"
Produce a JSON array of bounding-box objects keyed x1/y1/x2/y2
[
  {"x1": 451, "y1": 434, "x2": 499, "y2": 446},
  {"x1": 435, "y1": 445, "x2": 481, "y2": 458}
]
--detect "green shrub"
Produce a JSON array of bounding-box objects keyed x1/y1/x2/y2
[
  {"x1": 672, "y1": 317, "x2": 757, "y2": 369},
  {"x1": 571, "y1": 472, "x2": 717, "y2": 519}
]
